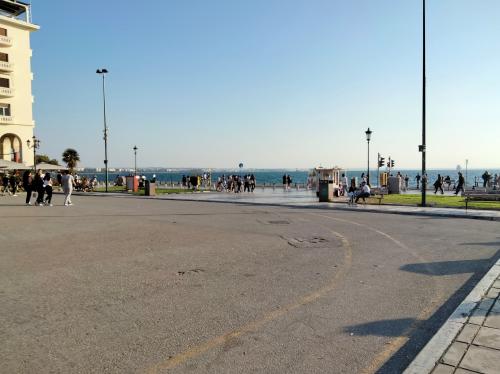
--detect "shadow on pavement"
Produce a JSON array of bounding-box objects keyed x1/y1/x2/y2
[
  {"x1": 344, "y1": 318, "x2": 415, "y2": 337},
  {"x1": 373, "y1": 249, "x2": 500, "y2": 373}
]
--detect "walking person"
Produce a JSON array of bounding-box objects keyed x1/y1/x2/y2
[
  {"x1": 404, "y1": 175, "x2": 409, "y2": 190},
  {"x1": 9, "y1": 171, "x2": 19, "y2": 196},
  {"x1": 34, "y1": 170, "x2": 45, "y2": 205},
  {"x1": 415, "y1": 173, "x2": 421, "y2": 189},
  {"x1": 62, "y1": 170, "x2": 75, "y2": 206},
  {"x1": 454, "y1": 172, "x2": 465, "y2": 195},
  {"x1": 282, "y1": 174, "x2": 287, "y2": 191},
  {"x1": 22, "y1": 170, "x2": 33, "y2": 205},
  {"x1": 433, "y1": 174, "x2": 444, "y2": 194},
  {"x1": 2, "y1": 172, "x2": 11, "y2": 195},
  {"x1": 43, "y1": 173, "x2": 53, "y2": 206}
]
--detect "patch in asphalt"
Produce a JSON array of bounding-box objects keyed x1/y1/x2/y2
[
  {"x1": 177, "y1": 268, "x2": 205, "y2": 276},
  {"x1": 267, "y1": 220, "x2": 290, "y2": 225},
  {"x1": 282, "y1": 235, "x2": 336, "y2": 249}
]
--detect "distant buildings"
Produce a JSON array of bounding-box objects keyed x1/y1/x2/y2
[{"x1": 0, "y1": 1, "x2": 38, "y2": 166}]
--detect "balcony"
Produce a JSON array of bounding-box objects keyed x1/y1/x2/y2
[
  {"x1": 0, "y1": 87, "x2": 13, "y2": 97},
  {"x1": 0, "y1": 114, "x2": 12, "y2": 123},
  {"x1": 0, "y1": 61, "x2": 13, "y2": 72},
  {"x1": 0, "y1": 35, "x2": 12, "y2": 47}
]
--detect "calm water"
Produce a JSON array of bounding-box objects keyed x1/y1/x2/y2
[{"x1": 81, "y1": 169, "x2": 500, "y2": 188}]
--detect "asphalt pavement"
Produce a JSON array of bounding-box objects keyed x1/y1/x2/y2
[{"x1": 1, "y1": 193, "x2": 499, "y2": 373}]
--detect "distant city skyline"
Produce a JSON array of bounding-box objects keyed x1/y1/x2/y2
[{"x1": 31, "y1": 1, "x2": 500, "y2": 169}]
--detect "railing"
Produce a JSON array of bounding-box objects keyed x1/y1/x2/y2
[
  {"x1": 0, "y1": 115, "x2": 13, "y2": 123},
  {"x1": 0, "y1": 87, "x2": 14, "y2": 97},
  {"x1": 0, "y1": 61, "x2": 13, "y2": 72},
  {"x1": 0, "y1": 35, "x2": 12, "y2": 47}
]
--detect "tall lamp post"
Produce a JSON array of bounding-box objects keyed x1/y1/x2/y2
[
  {"x1": 419, "y1": 0, "x2": 427, "y2": 206},
  {"x1": 365, "y1": 128, "x2": 372, "y2": 185},
  {"x1": 133, "y1": 146, "x2": 138, "y2": 177},
  {"x1": 96, "y1": 68, "x2": 109, "y2": 192},
  {"x1": 26, "y1": 135, "x2": 40, "y2": 173}
]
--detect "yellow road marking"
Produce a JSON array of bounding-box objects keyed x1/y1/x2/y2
[
  {"x1": 310, "y1": 212, "x2": 444, "y2": 374},
  {"x1": 145, "y1": 230, "x2": 352, "y2": 374}
]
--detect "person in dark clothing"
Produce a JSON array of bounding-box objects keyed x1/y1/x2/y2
[
  {"x1": 433, "y1": 174, "x2": 444, "y2": 194},
  {"x1": 23, "y1": 170, "x2": 33, "y2": 205},
  {"x1": 455, "y1": 172, "x2": 465, "y2": 195},
  {"x1": 282, "y1": 174, "x2": 287, "y2": 190},
  {"x1": 2, "y1": 173, "x2": 10, "y2": 195},
  {"x1": 43, "y1": 173, "x2": 53, "y2": 206},
  {"x1": 9, "y1": 171, "x2": 19, "y2": 196},
  {"x1": 34, "y1": 171, "x2": 45, "y2": 205},
  {"x1": 415, "y1": 173, "x2": 421, "y2": 189},
  {"x1": 250, "y1": 174, "x2": 256, "y2": 192},
  {"x1": 482, "y1": 171, "x2": 491, "y2": 188}
]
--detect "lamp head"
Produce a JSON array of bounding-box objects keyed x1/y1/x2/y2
[{"x1": 365, "y1": 127, "x2": 372, "y2": 141}]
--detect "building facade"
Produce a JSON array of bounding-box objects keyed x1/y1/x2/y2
[{"x1": 0, "y1": 1, "x2": 38, "y2": 166}]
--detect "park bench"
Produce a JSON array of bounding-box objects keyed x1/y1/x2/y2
[
  {"x1": 358, "y1": 187, "x2": 386, "y2": 205},
  {"x1": 464, "y1": 191, "x2": 500, "y2": 209}
]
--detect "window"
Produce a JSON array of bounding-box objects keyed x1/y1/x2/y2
[
  {"x1": 0, "y1": 53, "x2": 8, "y2": 62},
  {"x1": 0, "y1": 103, "x2": 11, "y2": 116},
  {"x1": 0, "y1": 28, "x2": 6, "y2": 37},
  {"x1": 0, "y1": 77, "x2": 9, "y2": 88}
]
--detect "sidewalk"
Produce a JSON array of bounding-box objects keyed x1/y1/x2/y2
[
  {"x1": 404, "y1": 260, "x2": 500, "y2": 374},
  {"x1": 153, "y1": 189, "x2": 500, "y2": 221}
]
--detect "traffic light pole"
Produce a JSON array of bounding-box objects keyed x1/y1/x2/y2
[{"x1": 377, "y1": 153, "x2": 380, "y2": 188}]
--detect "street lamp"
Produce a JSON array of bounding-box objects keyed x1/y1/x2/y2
[
  {"x1": 26, "y1": 135, "x2": 40, "y2": 173},
  {"x1": 133, "y1": 145, "x2": 138, "y2": 177},
  {"x1": 365, "y1": 127, "x2": 372, "y2": 185},
  {"x1": 419, "y1": 0, "x2": 427, "y2": 206},
  {"x1": 96, "y1": 68, "x2": 109, "y2": 192}
]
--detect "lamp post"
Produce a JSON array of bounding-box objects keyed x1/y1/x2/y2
[
  {"x1": 365, "y1": 128, "x2": 372, "y2": 185},
  {"x1": 26, "y1": 135, "x2": 40, "y2": 173},
  {"x1": 96, "y1": 68, "x2": 109, "y2": 192},
  {"x1": 133, "y1": 145, "x2": 138, "y2": 177},
  {"x1": 419, "y1": 0, "x2": 427, "y2": 206}
]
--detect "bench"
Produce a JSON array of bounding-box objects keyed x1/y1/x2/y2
[{"x1": 464, "y1": 192, "x2": 500, "y2": 209}]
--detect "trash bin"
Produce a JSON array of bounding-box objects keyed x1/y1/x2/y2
[
  {"x1": 126, "y1": 176, "x2": 139, "y2": 192},
  {"x1": 145, "y1": 181, "x2": 156, "y2": 196},
  {"x1": 318, "y1": 180, "x2": 334, "y2": 202}
]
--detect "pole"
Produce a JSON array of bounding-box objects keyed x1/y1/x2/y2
[
  {"x1": 377, "y1": 152, "x2": 380, "y2": 188},
  {"x1": 134, "y1": 148, "x2": 137, "y2": 177},
  {"x1": 421, "y1": 0, "x2": 427, "y2": 206},
  {"x1": 367, "y1": 140, "x2": 370, "y2": 185},
  {"x1": 33, "y1": 146, "x2": 36, "y2": 174},
  {"x1": 465, "y1": 159, "x2": 468, "y2": 191},
  {"x1": 102, "y1": 74, "x2": 108, "y2": 193}
]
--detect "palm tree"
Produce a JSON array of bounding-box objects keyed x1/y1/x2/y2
[{"x1": 62, "y1": 148, "x2": 80, "y2": 172}]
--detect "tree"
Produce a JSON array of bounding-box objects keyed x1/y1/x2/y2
[
  {"x1": 35, "y1": 154, "x2": 59, "y2": 165},
  {"x1": 62, "y1": 148, "x2": 80, "y2": 172}
]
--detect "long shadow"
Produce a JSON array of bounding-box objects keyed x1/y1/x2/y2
[
  {"x1": 372, "y1": 248, "x2": 500, "y2": 373},
  {"x1": 461, "y1": 241, "x2": 500, "y2": 247},
  {"x1": 344, "y1": 318, "x2": 416, "y2": 337}
]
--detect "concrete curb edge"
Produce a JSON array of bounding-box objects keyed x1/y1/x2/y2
[{"x1": 403, "y1": 259, "x2": 500, "y2": 374}]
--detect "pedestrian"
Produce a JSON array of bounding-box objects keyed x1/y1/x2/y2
[
  {"x1": 404, "y1": 175, "x2": 409, "y2": 190},
  {"x1": 415, "y1": 173, "x2": 421, "y2": 189},
  {"x1": 2, "y1": 172, "x2": 11, "y2": 195},
  {"x1": 34, "y1": 170, "x2": 45, "y2": 205},
  {"x1": 341, "y1": 173, "x2": 348, "y2": 196},
  {"x1": 9, "y1": 171, "x2": 19, "y2": 196},
  {"x1": 433, "y1": 174, "x2": 444, "y2": 194},
  {"x1": 455, "y1": 172, "x2": 465, "y2": 195},
  {"x1": 282, "y1": 174, "x2": 287, "y2": 190},
  {"x1": 61, "y1": 170, "x2": 75, "y2": 206},
  {"x1": 43, "y1": 172, "x2": 53, "y2": 206},
  {"x1": 22, "y1": 170, "x2": 33, "y2": 205},
  {"x1": 482, "y1": 171, "x2": 490, "y2": 188},
  {"x1": 250, "y1": 174, "x2": 256, "y2": 192}
]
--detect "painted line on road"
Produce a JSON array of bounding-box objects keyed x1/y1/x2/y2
[
  {"x1": 144, "y1": 230, "x2": 352, "y2": 374},
  {"x1": 309, "y1": 213, "x2": 446, "y2": 374}
]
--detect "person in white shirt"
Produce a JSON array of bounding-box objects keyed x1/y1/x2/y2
[
  {"x1": 355, "y1": 182, "x2": 371, "y2": 203},
  {"x1": 61, "y1": 170, "x2": 75, "y2": 206}
]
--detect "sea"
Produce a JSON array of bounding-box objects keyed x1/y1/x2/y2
[{"x1": 80, "y1": 169, "x2": 500, "y2": 188}]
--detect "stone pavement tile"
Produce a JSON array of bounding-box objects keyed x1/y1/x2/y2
[
  {"x1": 432, "y1": 364, "x2": 455, "y2": 374},
  {"x1": 468, "y1": 307, "x2": 488, "y2": 325},
  {"x1": 459, "y1": 345, "x2": 500, "y2": 374},
  {"x1": 441, "y1": 341, "x2": 468, "y2": 366},
  {"x1": 484, "y1": 311, "x2": 500, "y2": 329},
  {"x1": 491, "y1": 298, "x2": 500, "y2": 313},
  {"x1": 473, "y1": 326, "x2": 500, "y2": 350},
  {"x1": 478, "y1": 297, "x2": 496, "y2": 311},
  {"x1": 486, "y1": 288, "x2": 499, "y2": 298},
  {"x1": 455, "y1": 369, "x2": 477, "y2": 374},
  {"x1": 456, "y1": 323, "x2": 480, "y2": 344},
  {"x1": 492, "y1": 280, "x2": 500, "y2": 289}
]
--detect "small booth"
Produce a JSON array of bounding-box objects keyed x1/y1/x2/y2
[
  {"x1": 314, "y1": 167, "x2": 344, "y2": 202},
  {"x1": 126, "y1": 175, "x2": 139, "y2": 192}
]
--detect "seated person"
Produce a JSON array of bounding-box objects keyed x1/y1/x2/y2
[
  {"x1": 355, "y1": 182, "x2": 371, "y2": 203},
  {"x1": 348, "y1": 184, "x2": 356, "y2": 204}
]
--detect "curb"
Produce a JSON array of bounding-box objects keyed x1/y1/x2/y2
[{"x1": 403, "y1": 259, "x2": 500, "y2": 374}]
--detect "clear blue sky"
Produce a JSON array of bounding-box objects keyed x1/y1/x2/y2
[{"x1": 31, "y1": 0, "x2": 500, "y2": 169}]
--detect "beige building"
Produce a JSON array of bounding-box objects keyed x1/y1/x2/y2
[{"x1": 0, "y1": 0, "x2": 38, "y2": 166}]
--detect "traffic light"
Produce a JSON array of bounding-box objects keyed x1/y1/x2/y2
[
  {"x1": 378, "y1": 156, "x2": 385, "y2": 167},
  {"x1": 391, "y1": 159, "x2": 395, "y2": 168}
]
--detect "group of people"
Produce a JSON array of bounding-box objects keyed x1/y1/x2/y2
[
  {"x1": 282, "y1": 174, "x2": 293, "y2": 190},
  {"x1": 433, "y1": 173, "x2": 465, "y2": 195},
  {"x1": 216, "y1": 174, "x2": 256, "y2": 193},
  {"x1": 1, "y1": 169, "x2": 76, "y2": 206}
]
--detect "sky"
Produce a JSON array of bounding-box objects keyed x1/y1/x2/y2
[{"x1": 30, "y1": 0, "x2": 500, "y2": 169}]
